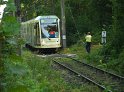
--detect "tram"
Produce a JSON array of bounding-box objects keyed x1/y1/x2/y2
[{"x1": 21, "y1": 15, "x2": 61, "y2": 52}]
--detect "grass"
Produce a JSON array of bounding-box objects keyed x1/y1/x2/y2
[
  {"x1": 3, "y1": 42, "x2": 123, "y2": 92},
  {"x1": 60, "y1": 43, "x2": 124, "y2": 76},
  {"x1": 60, "y1": 43, "x2": 103, "y2": 63},
  {"x1": 2, "y1": 50, "x2": 102, "y2": 92}
]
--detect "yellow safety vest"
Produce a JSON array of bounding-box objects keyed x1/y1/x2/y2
[{"x1": 85, "y1": 35, "x2": 92, "y2": 42}]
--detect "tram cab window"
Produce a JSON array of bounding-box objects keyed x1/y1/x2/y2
[{"x1": 40, "y1": 18, "x2": 59, "y2": 38}]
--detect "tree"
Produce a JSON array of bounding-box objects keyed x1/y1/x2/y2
[{"x1": 0, "y1": 0, "x2": 20, "y2": 90}]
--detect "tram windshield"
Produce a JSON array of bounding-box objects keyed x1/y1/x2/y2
[{"x1": 40, "y1": 18, "x2": 59, "y2": 38}]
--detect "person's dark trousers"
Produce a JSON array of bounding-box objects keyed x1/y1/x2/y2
[{"x1": 86, "y1": 42, "x2": 91, "y2": 53}]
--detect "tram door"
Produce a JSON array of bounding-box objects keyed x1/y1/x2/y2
[{"x1": 34, "y1": 23, "x2": 40, "y2": 46}]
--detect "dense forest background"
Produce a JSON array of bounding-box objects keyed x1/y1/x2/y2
[
  {"x1": 0, "y1": 0, "x2": 124, "y2": 91},
  {"x1": 20, "y1": 0, "x2": 124, "y2": 57}
]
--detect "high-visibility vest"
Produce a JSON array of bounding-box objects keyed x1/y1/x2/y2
[{"x1": 85, "y1": 35, "x2": 92, "y2": 42}]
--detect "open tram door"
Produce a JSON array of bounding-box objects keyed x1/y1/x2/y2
[{"x1": 34, "y1": 22, "x2": 40, "y2": 46}]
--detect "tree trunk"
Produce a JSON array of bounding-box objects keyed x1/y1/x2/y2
[{"x1": 0, "y1": 36, "x2": 4, "y2": 91}]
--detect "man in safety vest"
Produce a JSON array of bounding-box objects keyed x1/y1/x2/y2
[{"x1": 85, "y1": 32, "x2": 92, "y2": 53}]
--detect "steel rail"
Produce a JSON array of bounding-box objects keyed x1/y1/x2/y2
[
  {"x1": 65, "y1": 56, "x2": 124, "y2": 80},
  {"x1": 53, "y1": 60, "x2": 112, "y2": 92}
]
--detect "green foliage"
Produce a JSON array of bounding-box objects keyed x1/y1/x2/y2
[
  {"x1": 0, "y1": 1, "x2": 22, "y2": 91},
  {"x1": 2, "y1": 50, "x2": 102, "y2": 92},
  {"x1": 5, "y1": 1, "x2": 16, "y2": 12},
  {"x1": 65, "y1": 0, "x2": 112, "y2": 46},
  {"x1": 20, "y1": 0, "x2": 124, "y2": 58},
  {"x1": 21, "y1": 0, "x2": 60, "y2": 20},
  {"x1": 2, "y1": 16, "x2": 20, "y2": 36},
  {"x1": 105, "y1": 50, "x2": 124, "y2": 75},
  {"x1": 109, "y1": 0, "x2": 124, "y2": 54},
  {"x1": 2, "y1": 54, "x2": 29, "y2": 91},
  {"x1": 0, "y1": 0, "x2": 21, "y2": 56},
  {"x1": 6, "y1": 85, "x2": 29, "y2": 92},
  {"x1": 1, "y1": 0, "x2": 124, "y2": 91},
  {"x1": 103, "y1": 86, "x2": 112, "y2": 92},
  {"x1": 91, "y1": 30, "x2": 101, "y2": 44}
]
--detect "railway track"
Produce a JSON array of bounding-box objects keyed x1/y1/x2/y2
[{"x1": 52, "y1": 56, "x2": 124, "y2": 92}]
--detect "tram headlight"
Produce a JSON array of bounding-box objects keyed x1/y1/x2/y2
[{"x1": 42, "y1": 40, "x2": 46, "y2": 44}]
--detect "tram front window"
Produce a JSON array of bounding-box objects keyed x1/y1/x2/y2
[{"x1": 40, "y1": 18, "x2": 59, "y2": 38}]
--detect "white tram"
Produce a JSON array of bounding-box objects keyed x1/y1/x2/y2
[{"x1": 21, "y1": 15, "x2": 61, "y2": 52}]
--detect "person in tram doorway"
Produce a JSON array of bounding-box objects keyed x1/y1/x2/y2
[
  {"x1": 49, "y1": 28, "x2": 55, "y2": 38},
  {"x1": 85, "y1": 32, "x2": 92, "y2": 53}
]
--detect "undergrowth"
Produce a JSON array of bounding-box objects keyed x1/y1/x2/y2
[
  {"x1": 61, "y1": 43, "x2": 124, "y2": 76},
  {"x1": 2, "y1": 51, "x2": 101, "y2": 92}
]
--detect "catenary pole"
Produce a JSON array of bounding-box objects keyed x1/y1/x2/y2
[
  {"x1": 51, "y1": 0, "x2": 55, "y2": 14},
  {"x1": 61, "y1": 0, "x2": 66, "y2": 48}
]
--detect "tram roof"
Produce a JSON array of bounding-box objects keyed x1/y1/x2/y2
[
  {"x1": 22, "y1": 15, "x2": 58, "y2": 23},
  {"x1": 35, "y1": 15, "x2": 59, "y2": 20},
  {"x1": 22, "y1": 15, "x2": 59, "y2": 23}
]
